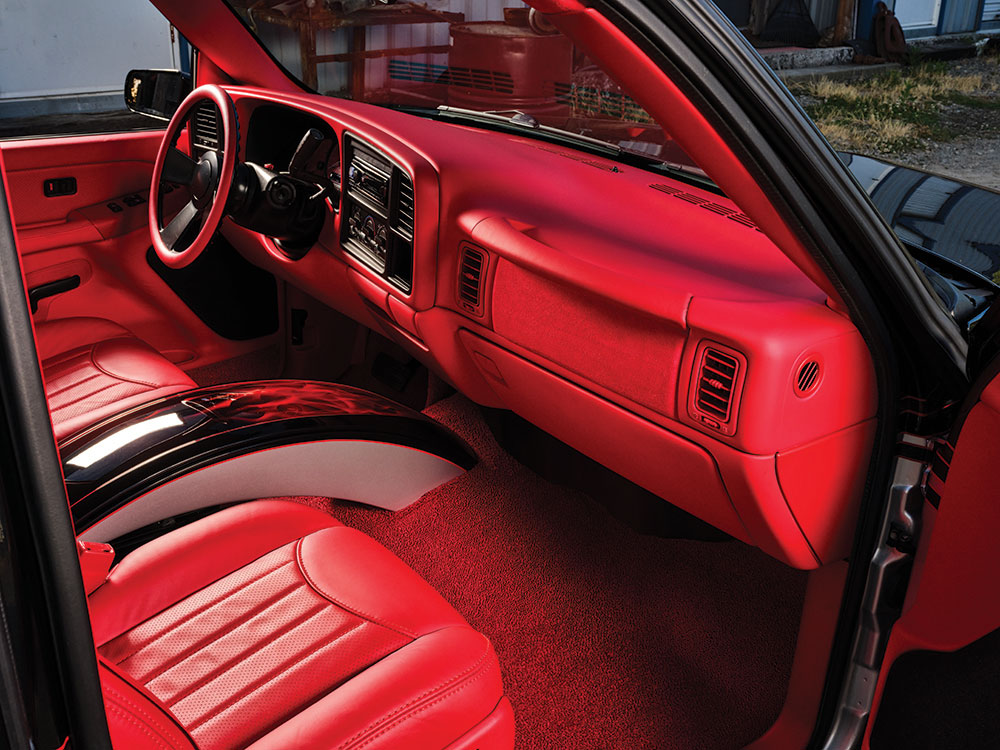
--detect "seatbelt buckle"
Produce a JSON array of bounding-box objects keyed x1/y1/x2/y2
[{"x1": 77, "y1": 540, "x2": 115, "y2": 595}]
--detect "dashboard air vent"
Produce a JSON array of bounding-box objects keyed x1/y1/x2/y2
[
  {"x1": 649, "y1": 183, "x2": 762, "y2": 232},
  {"x1": 192, "y1": 101, "x2": 220, "y2": 152},
  {"x1": 396, "y1": 173, "x2": 414, "y2": 237},
  {"x1": 458, "y1": 245, "x2": 486, "y2": 315},
  {"x1": 796, "y1": 359, "x2": 821, "y2": 395},
  {"x1": 690, "y1": 344, "x2": 745, "y2": 435}
]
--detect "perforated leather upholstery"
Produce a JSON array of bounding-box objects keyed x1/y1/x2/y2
[
  {"x1": 88, "y1": 500, "x2": 514, "y2": 750},
  {"x1": 34, "y1": 317, "x2": 195, "y2": 440}
]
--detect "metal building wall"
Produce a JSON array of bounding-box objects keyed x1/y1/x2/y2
[
  {"x1": 256, "y1": 0, "x2": 525, "y2": 97},
  {"x1": 0, "y1": 0, "x2": 176, "y2": 115},
  {"x1": 940, "y1": 0, "x2": 984, "y2": 33},
  {"x1": 984, "y1": 0, "x2": 1000, "y2": 29}
]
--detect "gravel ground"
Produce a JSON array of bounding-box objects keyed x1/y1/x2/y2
[
  {"x1": 810, "y1": 54, "x2": 1000, "y2": 191},
  {"x1": 905, "y1": 57, "x2": 1000, "y2": 190}
]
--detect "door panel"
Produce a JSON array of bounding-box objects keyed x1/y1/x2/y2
[
  {"x1": 863, "y1": 375, "x2": 1000, "y2": 748},
  {"x1": 0, "y1": 131, "x2": 283, "y2": 373},
  {"x1": 1, "y1": 132, "x2": 162, "y2": 228}
]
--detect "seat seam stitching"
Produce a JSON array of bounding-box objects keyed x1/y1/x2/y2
[
  {"x1": 137, "y1": 578, "x2": 307, "y2": 687},
  {"x1": 295, "y1": 538, "x2": 417, "y2": 639},
  {"x1": 108, "y1": 558, "x2": 297, "y2": 665},
  {"x1": 345, "y1": 659, "x2": 494, "y2": 750},
  {"x1": 161, "y1": 596, "x2": 331, "y2": 708},
  {"x1": 183, "y1": 618, "x2": 368, "y2": 732},
  {"x1": 90, "y1": 341, "x2": 167, "y2": 388},
  {"x1": 42, "y1": 347, "x2": 95, "y2": 369},
  {"x1": 336, "y1": 641, "x2": 492, "y2": 750},
  {"x1": 50, "y1": 380, "x2": 139, "y2": 413},
  {"x1": 43, "y1": 369, "x2": 102, "y2": 398},
  {"x1": 104, "y1": 685, "x2": 186, "y2": 750},
  {"x1": 105, "y1": 703, "x2": 177, "y2": 750},
  {"x1": 105, "y1": 684, "x2": 184, "y2": 743}
]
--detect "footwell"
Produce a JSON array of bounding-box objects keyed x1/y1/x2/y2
[{"x1": 287, "y1": 395, "x2": 806, "y2": 749}]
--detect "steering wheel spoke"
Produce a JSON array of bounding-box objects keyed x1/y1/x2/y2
[
  {"x1": 160, "y1": 201, "x2": 202, "y2": 251},
  {"x1": 162, "y1": 147, "x2": 198, "y2": 186},
  {"x1": 150, "y1": 85, "x2": 238, "y2": 268}
]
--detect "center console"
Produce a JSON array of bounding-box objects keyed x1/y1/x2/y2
[{"x1": 341, "y1": 134, "x2": 415, "y2": 293}]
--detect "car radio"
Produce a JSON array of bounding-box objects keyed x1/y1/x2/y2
[
  {"x1": 340, "y1": 134, "x2": 415, "y2": 293},
  {"x1": 346, "y1": 204, "x2": 389, "y2": 266},
  {"x1": 347, "y1": 154, "x2": 391, "y2": 209}
]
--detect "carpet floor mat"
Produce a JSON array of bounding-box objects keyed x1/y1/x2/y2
[{"x1": 288, "y1": 395, "x2": 807, "y2": 749}]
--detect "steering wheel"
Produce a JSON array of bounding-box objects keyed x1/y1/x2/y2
[{"x1": 149, "y1": 85, "x2": 238, "y2": 269}]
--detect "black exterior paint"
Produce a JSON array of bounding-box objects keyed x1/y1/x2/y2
[
  {"x1": 841, "y1": 152, "x2": 1000, "y2": 287},
  {"x1": 63, "y1": 380, "x2": 476, "y2": 534}
]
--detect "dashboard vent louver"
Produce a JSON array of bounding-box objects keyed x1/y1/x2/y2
[
  {"x1": 796, "y1": 359, "x2": 821, "y2": 395},
  {"x1": 649, "y1": 183, "x2": 762, "y2": 232},
  {"x1": 696, "y1": 348, "x2": 739, "y2": 423},
  {"x1": 396, "y1": 173, "x2": 414, "y2": 237},
  {"x1": 192, "y1": 101, "x2": 220, "y2": 152},
  {"x1": 458, "y1": 245, "x2": 486, "y2": 315}
]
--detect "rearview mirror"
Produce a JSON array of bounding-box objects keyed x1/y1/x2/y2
[{"x1": 124, "y1": 69, "x2": 192, "y2": 121}]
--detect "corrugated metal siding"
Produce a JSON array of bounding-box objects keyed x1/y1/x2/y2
[
  {"x1": 806, "y1": 0, "x2": 838, "y2": 32},
  {"x1": 983, "y1": 0, "x2": 1000, "y2": 28},
  {"x1": 941, "y1": 0, "x2": 981, "y2": 33},
  {"x1": 255, "y1": 0, "x2": 525, "y2": 96}
]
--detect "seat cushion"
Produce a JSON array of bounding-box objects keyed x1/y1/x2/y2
[
  {"x1": 87, "y1": 500, "x2": 513, "y2": 750},
  {"x1": 34, "y1": 317, "x2": 195, "y2": 440}
]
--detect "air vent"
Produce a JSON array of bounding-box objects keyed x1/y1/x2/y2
[
  {"x1": 696, "y1": 348, "x2": 738, "y2": 421},
  {"x1": 535, "y1": 146, "x2": 622, "y2": 172},
  {"x1": 689, "y1": 343, "x2": 745, "y2": 436},
  {"x1": 649, "y1": 183, "x2": 763, "y2": 232},
  {"x1": 458, "y1": 245, "x2": 486, "y2": 315},
  {"x1": 191, "y1": 101, "x2": 220, "y2": 152},
  {"x1": 396, "y1": 173, "x2": 414, "y2": 238},
  {"x1": 795, "y1": 359, "x2": 821, "y2": 395}
]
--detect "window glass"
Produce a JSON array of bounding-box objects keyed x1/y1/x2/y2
[
  {"x1": 0, "y1": 0, "x2": 188, "y2": 138},
  {"x1": 228, "y1": 0, "x2": 701, "y2": 174}
]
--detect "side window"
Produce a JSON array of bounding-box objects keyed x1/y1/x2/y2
[{"x1": 0, "y1": 0, "x2": 191, "y2": 139}]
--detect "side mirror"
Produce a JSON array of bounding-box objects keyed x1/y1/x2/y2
[{"x1": 123, "y1": 69, "x2": 192, "y2": 121}]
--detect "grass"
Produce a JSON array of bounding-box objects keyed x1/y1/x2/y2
[{"x1": 791, "y1": 60, "x2": 999, "y2": 154}]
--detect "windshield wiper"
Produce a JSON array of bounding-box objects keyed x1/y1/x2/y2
[{"x1": 387, "y1": 103, "x2": 718, "y2": 191}]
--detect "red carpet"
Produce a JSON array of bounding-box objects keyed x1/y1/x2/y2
[{"x1": 287, "y1": 395, "x2": 806, "y2": 749}]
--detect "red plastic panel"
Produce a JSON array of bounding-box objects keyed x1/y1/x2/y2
[
  {"x1": 863, "y1": 378, "x2": 1000, "y2": 748},
  {"x1": 682, "y1": 297, "x2": 876, "y2": 454},
  {"x1": 0, "y1": 132, "x2": 162, "y2": 231},
  {"x1": 776, "y1": 420, "x2": 877, "y2": 564},
  {"x1": 542, "y1": 5, "x2": 842, "y2": 304},
  {"x1": 459, "y1": 330, "x2": 750, "y2": 540},
  {"x1": 747, "y1": 562, "x2": 848, "y2": 749}
]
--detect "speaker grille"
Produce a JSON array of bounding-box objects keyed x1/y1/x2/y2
[{"x1": 796, "y1": 360, "x2": 821, "y2": 395}]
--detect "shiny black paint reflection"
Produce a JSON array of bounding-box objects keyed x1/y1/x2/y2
[{"x1": 63, "y1": 380, "x2": 475, "y2": 533}]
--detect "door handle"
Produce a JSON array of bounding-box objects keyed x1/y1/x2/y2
[{"x1": 28, "y1": 275, "x2": 81, "y2": 313}]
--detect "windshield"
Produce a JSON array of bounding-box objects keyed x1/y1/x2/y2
[{"x1": 225, "y1": 0, "x2": 697, "y2": 172}]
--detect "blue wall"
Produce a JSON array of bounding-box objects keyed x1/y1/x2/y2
[{"x1": 857, "y1": 0, "x2": 983, "y2": 41}]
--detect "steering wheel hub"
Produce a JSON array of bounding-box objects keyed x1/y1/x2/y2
[{"x1": 190, "y1": 151, "x2": 219, "y2": 208}]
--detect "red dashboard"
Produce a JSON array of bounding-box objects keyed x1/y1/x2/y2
[{"x1": 221, "y1": 87, "x2": 876, "y2": 570}]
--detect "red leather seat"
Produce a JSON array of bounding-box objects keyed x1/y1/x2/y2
[
  {"x1": 87, "y1": 499, "x2": 514, "y2": 750},
  {"x1": 34, "y1": 317, "x2": 195, "y2": 441}
]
